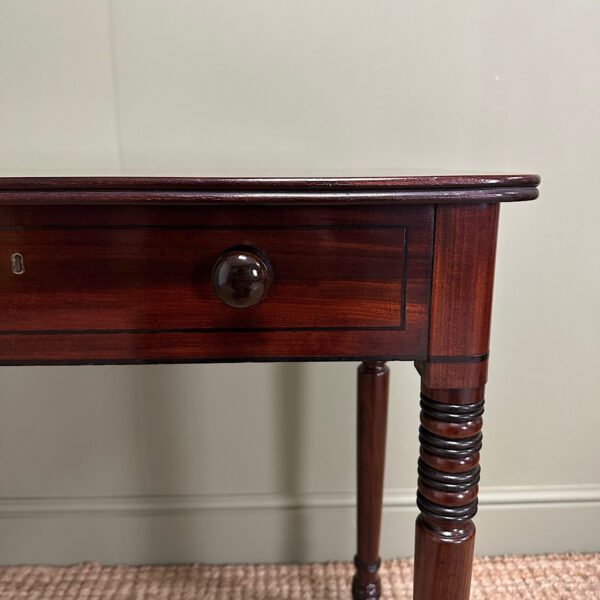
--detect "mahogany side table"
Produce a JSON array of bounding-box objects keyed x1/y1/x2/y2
[{"x1": 0, "y1": 174, "x2": 539, "y2": 599}]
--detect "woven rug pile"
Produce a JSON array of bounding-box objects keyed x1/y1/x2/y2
[{"x1": 0, "y1": 553, "x2": 598, "y2": 599}]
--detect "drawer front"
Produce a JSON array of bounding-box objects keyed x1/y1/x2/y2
[
  {"x1": 1, "y1": 228, "x2": 406, "y2": 331},
  {"x1": 0, "y1": 205, "x2": 433, "y2": 363}
]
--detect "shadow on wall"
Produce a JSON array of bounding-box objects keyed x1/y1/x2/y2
[
  {"x1": 125, "y1": 362, "x2": 309, "y2": 563},
  {"x1": 274, "y1": 362, "x2": 308, "y2": 562}
]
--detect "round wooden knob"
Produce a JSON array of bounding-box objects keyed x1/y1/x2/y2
[{"x1": 212, "y1": 247, "x2": 273, "y2": 308}]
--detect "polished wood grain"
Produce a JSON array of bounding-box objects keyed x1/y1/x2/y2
[
  {"x1": 413, "y1": 384, "x2": 485, "y2": 600},
  {"x1": 0, "y1": 203, "x2": 422, "y2": 227},
  {"x1": 412, "y1": 203, "x2": 502, "y2": 599},
  {"x1": 0, "y1": 204, "x2": 433, "y2": 363},
  {"x1": 415, "y1": 203, "x2": 500, "y2": 390},
  {"x1": 0, "y1": 227, "x2": 405, "y2": 330},
  {"x1": 0, "y1": 188, "x2": 539, "y2": 206},
  {"x1": 353, "y1": 361, "x2": 389, "y2": 600},
  {"x1": 0, "y1": 173, "x2": 541, "y2": 191},
  {"x1": 428, "y1": 204, "x2": 499, "y2": 358},
  {"x1": 0, "y1": 174, "x2": 540, "y2": 205}
]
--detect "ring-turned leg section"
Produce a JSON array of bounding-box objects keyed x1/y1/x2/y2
[
  {"x1": 353, "y1": 361, "x2": 389, "y2": 599},
  {"x1": 413, "y1": 385, "x2": 484, "y2": 600}
]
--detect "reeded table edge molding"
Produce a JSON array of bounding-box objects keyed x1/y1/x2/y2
[
  {"x1": 0, "y1": 184, "x2": 540, "y2": 206},
  {"x1": 0, "y1": 174, "x2": 540, "y2": 191},
  {"x1": 0, "y1": 174, "x2": 540, "y2": 205}
]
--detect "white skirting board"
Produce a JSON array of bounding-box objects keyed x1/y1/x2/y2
[{"x1": 0, "y1": 485, "x2": 598, "y2": 565}]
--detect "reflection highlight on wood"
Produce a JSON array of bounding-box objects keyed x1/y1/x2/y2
[
  {"x1": 353, "y1": 361, "x2": 389, "y2": 599},
  {"x1": 413, "y1": 386, "x2": 485, "y2": 600}
]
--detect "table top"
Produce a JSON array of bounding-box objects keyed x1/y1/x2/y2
[{"x1": 0, "y1": 173, "x2": 540, "y2": 205}]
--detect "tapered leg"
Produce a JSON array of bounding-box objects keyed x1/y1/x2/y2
[
  {"x1": 353, "y1": 361, "x2": 389, "y2": 600},
  {"x1": 413, "y1": 384, "x2": 484, "y2": 600}
]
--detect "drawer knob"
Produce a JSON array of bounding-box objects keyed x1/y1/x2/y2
[{"x1": 212, "y1": 247, "x2": 273, "y2": 308}]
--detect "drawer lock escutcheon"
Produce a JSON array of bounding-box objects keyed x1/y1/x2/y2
[{"x1": 11, "y1": 253, "x2": 25, "y2": 275}]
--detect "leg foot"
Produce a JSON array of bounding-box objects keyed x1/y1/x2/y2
[{"x1": 352, "y1": 555, "x2": 382, "y2": 599}]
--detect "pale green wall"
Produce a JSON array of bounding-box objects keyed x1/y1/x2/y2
[{"x1": 0, "y1": 0, "x2": 598, "y2": 564}]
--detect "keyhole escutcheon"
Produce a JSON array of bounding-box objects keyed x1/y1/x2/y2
[{"x1": 11, "y1": 253, "x2": 25, "y2": 275}]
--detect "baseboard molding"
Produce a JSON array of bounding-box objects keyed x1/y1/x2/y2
[
  {"x1": 2, "y1": 484, "x2": 599, "y2": 515},
  {"x1": 0, "y1": 485, "x2": 598, "y2": 564}
]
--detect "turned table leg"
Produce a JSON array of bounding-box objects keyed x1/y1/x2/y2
[
  {"x1": 413, "y1": 384, "x2": 484, "y2": 600},
  {"x1": 410, "y1": 202, "x2": 499, "y2": 598},
  {"x1": 353, "y1": 361, "x2": 389, "y2": 599}
]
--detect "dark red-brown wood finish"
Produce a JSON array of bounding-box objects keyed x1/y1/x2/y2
[
  {"x1": 0, "y1": 204, "x2": 433, "y2": 364},
  {"x1": 0, "y1": 173, "x2": 539, "y2": 206},
  {"x1": 354, "y1": 361, "x2": 389, "y2": 599},
  {"x1": 413, "y1": 203, "x2": 501, "y2": 599},
  {"x1": 0, "y1": 174, "x2": 539, "y2": 599}
]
